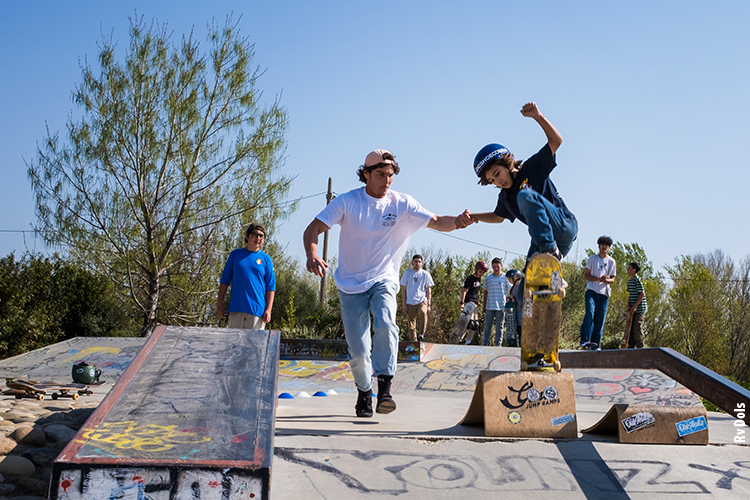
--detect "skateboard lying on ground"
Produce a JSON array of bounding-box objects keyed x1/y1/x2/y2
[
  {"x1": 520, "y1": 254, "x2": 564, "y2": 372},
  {"x1": 3, "y1": 378, "x2": 99, "y2": 401},
  {"x1": 449, "y1": 302, "x2": 476, "y2": 344}
]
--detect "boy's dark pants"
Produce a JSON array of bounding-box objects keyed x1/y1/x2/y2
[{"x1": 627, "y1": 313, "x2": 645, "y2": 348}]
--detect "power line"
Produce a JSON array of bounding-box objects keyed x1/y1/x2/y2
[{"x1": 428, "y1": 229, "x2": 525, "y2": 257}]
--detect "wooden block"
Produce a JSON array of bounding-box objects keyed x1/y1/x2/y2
[
  {"x1": 582, "y1": 404, "x2": 709, "y2": 444},
  {"x1": 460, "y1": 370, "x2": 578, "y2": 438}
]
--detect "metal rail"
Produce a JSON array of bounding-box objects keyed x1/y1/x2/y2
[{"x1": 560, "y1": 347, "x2": 750, "y2": 426}]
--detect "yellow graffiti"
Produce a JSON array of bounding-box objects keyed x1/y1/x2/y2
[
  {"x1": 59, "y1": 346, "x2": 122, "y2": 365},
  {"x1": 278, "y1": 360, "x2": 351, "y2": 379},
  {"x1": 81, "y1": 420, "x2": 211, "y2": 453}
]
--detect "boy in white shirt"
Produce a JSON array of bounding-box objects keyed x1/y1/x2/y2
[
  {"x1": 579, "y1": 235, "x2": 616, "y2": 350},
  {"x1": 400, "y1": 254, "x2": 434, "y2": 342},
  {"x1": 482, "y1": 257, "x2": 511, "y2": 346}
]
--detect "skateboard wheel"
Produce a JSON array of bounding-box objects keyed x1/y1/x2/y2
[
  {"x1": 557, "y1": 288, "x2": 566, "y2": 299},
  {"x1": 37, "y1": 394, "x2": 44, "y2": 401},
  {"x1": 52, "y1": 393, "x2": 58, "y2": 400},
  {"x1": 520, "y1": 361, "x2": 528, "y2": 371},
  {"x1": 524, "y1": 288, "x2": 532, "y2": 299},
  {"x1": 14, "y1": 395, "x2": 21, "y2": 399},
  {"x1": 553, "y1": 360, "x2": 562, "y2": 372},
  {"x1": 72, "y1": 393, "x2": 79, "y2": 400}
]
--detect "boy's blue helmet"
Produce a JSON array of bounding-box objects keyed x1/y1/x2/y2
[
  {"x1": 505, "y1": 269, "x2": 522, "y2": 280},
  {"x1": 473, "y1": 143, "x2": 510, "y2": 177}
]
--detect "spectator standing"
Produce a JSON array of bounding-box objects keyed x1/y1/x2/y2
[
  {"x1": 482, "y1": 258, "x2": 510, "y2": 346},
  {"x1": 626, "y1": 261, "x2": 648, "y2": 348},
  {"x1": 400, "y1": 254, "x2": 434, "y2": 342},
  {"x1": 579, "y1": 235, "x2": 616, "y2": 349}
]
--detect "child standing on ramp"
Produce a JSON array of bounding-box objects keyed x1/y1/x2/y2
[{"x1": 469, "y1": 102, "x2": 578, "y2": 263}]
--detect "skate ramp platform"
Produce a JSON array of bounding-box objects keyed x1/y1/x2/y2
[{"x1": 50, "y1": 326, "x2": 280, "y2": 500}]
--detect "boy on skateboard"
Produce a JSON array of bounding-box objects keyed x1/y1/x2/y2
[{"x1": 468, "y1": 102, "x2": 578, "y2": 263}]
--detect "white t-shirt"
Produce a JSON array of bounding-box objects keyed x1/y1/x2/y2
[
  {"x1": 400, "y1": 268, "x2": 435, "y2": 305},
  {"x1": 585, "y1": 254, "x2": 617, "y2": 297},
  {"x1": 316, "y1": 187, "x2": 434, "y2": 294}
]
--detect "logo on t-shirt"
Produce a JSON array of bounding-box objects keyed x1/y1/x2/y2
[
  {"x1": 519, "y1": 178, "x2": 531, "y2": 190},
  {"x1": 382, "y1": 213, "x2": 397, "y2": 227},
  {"x1": 256, "y1": 258, "x2": 263, "y2": 265}
]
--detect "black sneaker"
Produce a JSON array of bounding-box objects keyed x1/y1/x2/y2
[
  {"x1": 355, "y1": 389, "x2": 373, "y2": 418},
  {"x1": 376, "y1": 375, "x2": 397, "y2": 414},
  {"x1": 418, "y1": 335, "x2": 425, "y2": 342}
]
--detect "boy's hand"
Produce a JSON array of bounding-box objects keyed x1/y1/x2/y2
[{"x1": 521, "y1": 102, "x2": 541, "y2": 119}]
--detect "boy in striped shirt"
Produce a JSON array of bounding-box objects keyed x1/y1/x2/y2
[{"x1": 626, "y1": 262, "x2": 648, "y2": 348}]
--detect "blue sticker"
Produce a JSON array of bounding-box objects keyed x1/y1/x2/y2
[
  {"x1": 551, "y1": 413, "x2": 575, "y2": 426},
  {"x1": 675, "y1": 415, "x2": 708, "y2": 437}
]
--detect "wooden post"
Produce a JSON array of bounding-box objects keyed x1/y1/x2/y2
[{"x1": 319, "y1": 177, "x2": 333, "y2": 307}]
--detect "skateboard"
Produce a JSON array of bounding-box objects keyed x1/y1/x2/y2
[
  {"x1": 4, "y1": 378, "x2": 96, "y2": 401},
  {"x1": 620, "y1": 312, "x2": 635, "y2": 349},
  {"x1": 505, "y1": 300, "x2": 518, "y2": 347},
  {"x1": 449, "y1": 302, "x2": 476, "y2": 344},
  {"x1": 520, "y1": 254, "x2": 564, "y2": 372}
]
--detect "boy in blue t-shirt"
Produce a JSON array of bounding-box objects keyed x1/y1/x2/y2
[
  {"x1": 216, "y1": 224, "x2": 276, "y2": 329},
  {"x1": 469, "y1": 102, "x2": 578, "y2": 262}
]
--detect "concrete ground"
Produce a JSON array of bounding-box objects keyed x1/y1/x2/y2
[
  {"x1": 1, "y1": 338, "x2": 748, "y2": 499},
  {"x1": 274, "y1": 343, "x2": 750, "y2": 499}
]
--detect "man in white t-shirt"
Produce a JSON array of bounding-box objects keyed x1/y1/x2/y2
[
  {"x1": 482, "y1": 257, "x2": 510, "y2": 346},
  {"x1": 400, "y1": 254, "x2": 434, "y2": 342},
  {"x1": 579, "y1": 235, "x2": 616, "y2": 350},
  {"x1": 304, "y1": 149, "x2": 474, "y2": 418}
]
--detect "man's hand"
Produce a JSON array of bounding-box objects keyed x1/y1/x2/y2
[
  {"x1": 455, "y1": 209, "x2": 476, "y2": 229},
  {"x1": 306, "y1": 255, "x2": 328, "y2": 277},
  {"x1": 262, "y1": 310, "x2": 272, "y2": 323}
]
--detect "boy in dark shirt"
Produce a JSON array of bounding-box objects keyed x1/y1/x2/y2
[
  {"x1": 456, "y1": 261, "x2": 488, "y2": 344},
  {"x1": 469, "y1": 102, "x2": 578, "y2": 262}
]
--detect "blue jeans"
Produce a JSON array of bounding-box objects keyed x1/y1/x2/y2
[
  {"x1": 338, "y1": 280, "x2": 400, "y2": 392},
  {"x1": 580, "y1": 289, "x2": 609, "y2": 346},
  {"x1": 516, "y1": 189, "x2": 578, "y2": 258},
  {"x1": 483, "y1": 309, "x2": 505, "y2": 346}
]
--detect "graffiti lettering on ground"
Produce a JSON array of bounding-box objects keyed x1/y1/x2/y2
[
  {"x1": 417, "y1": 354, "x2": 519, "y2": 392},
  {"x1": 276, "y1": 448, "x2": 750, "y2": 495},
  {"x1": 278, "y1": 360, "x2": 354, "y2": 382},
  {"x1": 574, "y1": 369, "x2": 701, "y2": 406}
]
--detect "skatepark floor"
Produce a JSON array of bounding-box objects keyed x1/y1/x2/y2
[{"x1": 1, "y1": 338, "x2": 747, "y2": 499}]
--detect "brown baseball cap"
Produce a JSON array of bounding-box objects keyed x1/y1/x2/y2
[{"x1": 364, "y1": 149, "x2": 398, "y2": 168}]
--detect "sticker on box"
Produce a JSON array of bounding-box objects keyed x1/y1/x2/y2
[
  {"x1": 551, "y1": 413, "x2": 575, "y2": 426},
  {"x1": 621, "y1": 412, "x2": 655, "y2": 433},
  {"x1": 675, "y1": 415, "x2": 708, "y2": 437}
]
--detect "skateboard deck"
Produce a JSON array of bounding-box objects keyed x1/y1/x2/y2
[
  {"x1": 521, "y1": 254, "x2": 564, "y2": 372},
  {"x1": 4, "y1": 379, "x2": 95, "y2": 401},
  {"x1": 505, "y1": 301, "x2": 518, "y2": 347},
  {"x1": 449, "y1": 302, "x2": 476, "y2": 344},
  {"x1": 621, "y1": 312, "x2": 634, "y2": 349}
]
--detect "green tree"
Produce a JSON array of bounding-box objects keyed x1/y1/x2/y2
[
  {"x1": 0, "y1": 252, "x2": 136, "y2": 358},
  {"x1": 27, "y1": 16, "x2": 291, "y2": 335},
  {"x1": 663, "y1": 256, "x2": 725, "y2": 372}
]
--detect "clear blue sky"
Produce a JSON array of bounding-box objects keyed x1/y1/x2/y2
[{"x1": 1, "y1": 0, "x2": 748, "y2": 274}]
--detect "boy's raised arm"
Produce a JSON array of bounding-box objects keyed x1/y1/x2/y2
[{"x1": 521, "y1": 102, "x2": 562, "y2": 155}]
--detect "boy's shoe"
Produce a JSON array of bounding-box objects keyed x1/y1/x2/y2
[
  {"x1": 531, "y1": 247, "x2": 563, "y2": 261},
  {"x1": 355, "y1": 389, "x2": 373, "y2": 418},
  {"x1": 375, "y1": 375, "x2": 397, "y2": 414}
]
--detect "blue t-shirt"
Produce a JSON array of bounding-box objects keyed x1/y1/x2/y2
[
  {"x1": 220, "y1": 248, "x2": 276, "y2": 317},
  {"x1": 493, "y1": 144, "x2": 575, "y2": 224}
]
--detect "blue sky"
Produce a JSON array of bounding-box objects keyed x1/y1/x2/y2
[{"x1": 1, "y1": 0, "x2": 748, "y2": 274}]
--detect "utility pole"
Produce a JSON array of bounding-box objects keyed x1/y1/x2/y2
[{"x1": 319, "y1": 177, "x2": 333, "y2": 307}]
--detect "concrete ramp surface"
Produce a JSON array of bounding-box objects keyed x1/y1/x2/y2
[{"x1": 50, "y1": 326, "x2": 280, "y2": 500}]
